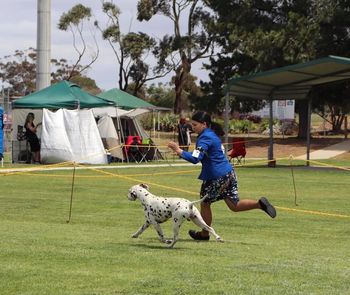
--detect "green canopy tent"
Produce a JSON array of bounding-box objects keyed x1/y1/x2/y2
[
  {"x1": 98, "y1": 88, "x2": 155, "y2": 110},
  {"x1": 225, "y1": 55, "x2": 350, "y2": 165},
  {"x1": 11, "y1": 81, "x2": 114, "y2": 164},
  {"x1": 13, "y1": 80, "x2": 113, "y2": 109},
  {"x1": 97, "y1": 88, "x2": 168, "y2": 162}
]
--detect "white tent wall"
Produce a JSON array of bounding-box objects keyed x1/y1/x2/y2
[
  {"x1": 92, "y1": 106, "x2": 130, "y2": 118},
  {"x1": 41, "y1": 109, "x2": 107, "y2": 164}
]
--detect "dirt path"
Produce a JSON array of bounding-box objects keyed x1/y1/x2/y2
[{"x1": 243, "y1": 137, "x2": 347, "y2": 159}]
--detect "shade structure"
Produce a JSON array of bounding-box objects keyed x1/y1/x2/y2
[
  {"x1": 226, "y1": 55, "x2": 350, "y2": 100},
  {"x1": 13, "y1": 81, "x2": 114, "y2": 109},
  {"x1": 224, "y1": 55, "x2": 350, "y2": 164},
  {"x1": 98, "y1": 88, "x2": 155, "y2": 110}
]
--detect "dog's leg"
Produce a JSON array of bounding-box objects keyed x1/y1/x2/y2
[
  {"x1": 191, "y1": 214, "x2": 223, "y2": 242},
  {"x1": 168, "y1": 217, "x2": 183, "y2": 248},
  {"x1": 131, "y1": 221, "x2": 150, "y2": 238},
  {"x1": 152, "y1": 222, "x2": 172, "y2": 244}
]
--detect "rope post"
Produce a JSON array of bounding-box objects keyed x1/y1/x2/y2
[
  {"x1": 289, "y1": 155, "x2": 298, "y2": 206},
  {"x1": 66, "y1": 162, "x2": 76, "y2": 223}
]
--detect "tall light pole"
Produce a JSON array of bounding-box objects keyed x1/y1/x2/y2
[{"x1": 36, "y1": 0, "x2": 51, "y2": 91}]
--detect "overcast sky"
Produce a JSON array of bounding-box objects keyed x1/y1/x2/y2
[{"x1": 0, "y1": 0, "x2": 208, "y2": 91}]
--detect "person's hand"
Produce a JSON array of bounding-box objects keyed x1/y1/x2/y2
[
  {"x1": 167, "y1": 141, "x2": 178, "y2": 151},
  {"x1": 168, "y1": 141, "x2": 182, "y2": 156},
  {"x1": 37, "y1": 122, "x2": 42, "y2": 126}
]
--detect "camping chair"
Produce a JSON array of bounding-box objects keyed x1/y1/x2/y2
[
  {"x1": 124, "y1": 136, "x2": 143, "y2": 163},
  {"x1": 228, "y1": 137, "x2": 246, "y2": 165}
]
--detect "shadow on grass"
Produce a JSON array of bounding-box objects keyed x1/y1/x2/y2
[{"x1": 122, "y1": 237, "x2": 260, "y2": 250}]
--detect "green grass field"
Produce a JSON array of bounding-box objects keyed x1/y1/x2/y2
[{"x1": 0, "y1": 163, "x2": 349, "y2": 295}]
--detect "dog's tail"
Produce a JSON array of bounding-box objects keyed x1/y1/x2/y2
[{"x1": 188, "y1": 194, "x2": 209, "y2": 210}]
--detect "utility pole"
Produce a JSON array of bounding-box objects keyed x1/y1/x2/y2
[{"x1": 36, "y1": 0, "x2": 51, "y2": 91}]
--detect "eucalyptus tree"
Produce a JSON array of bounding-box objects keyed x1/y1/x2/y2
[
  {"x1": 204, "y1": 0, "x2": 350, "y2": 137},
  {"x1": 58, "y1": 4, "x2": 99, "y2": 80},
  {"x1": 0, "y1": 48, "x2": 99, "y2": 97},
  {"x1": 137, "y1": 0, "x2": 216, "y2": 114},
  {"x1": 95, "y1": 1, "x2": 172, "y2": 96}
]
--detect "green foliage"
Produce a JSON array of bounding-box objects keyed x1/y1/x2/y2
[
  {"x1": 139, "y1": 113, "x2": 153, "y2": 130},
  {"x1": 58, "y1": 4, "x2": 91, "y2": 31},
  {"x1": 102, "y1": 25, "x2": 120, "y2": 41},
  {"x1": 229, "y1": 119, "x2": 254, "y2": 134},
  {"x1": 0, "y1": 48, "x2": 99, "y2": 96},
  {"x1": 147, "y1": 83, "x2": 175, "y2": 108},
  {"x1": 0, "y1": 48, "x2": 36, "y2": 96},
  {"x1": 97, "y1": 2, "x2": 170, "y2": 93},
  {"x1": 0, "y1": 166, "x2": 349, "y2": 294},
  {"x1": 137, "y1": 0, "x2": 216, "y2": 113},
  {"x1": 69, "y1": 75, "x2": 101, "y2": 94},
  {"x1": 123, "y1": 32, "x2": 156, "y2": 60},
  {"x1": 159, "y1": 112, "x2": 178, "y2": 131},
  {"x1": 259, "y1": 118, "x2": 280, "y2": 133}
]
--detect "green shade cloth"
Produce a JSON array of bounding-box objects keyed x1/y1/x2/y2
[
  {"x1": 13, "y1": 81, "x2": 114, "y2": 109},
  {"x1": 226, "y1": 55, "x2": 350, "y2": 100},
  {"x1": 98, "y1": 88, "x2": 154, "y2": 110}
]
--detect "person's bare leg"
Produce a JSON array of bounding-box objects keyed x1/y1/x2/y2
[
  {"x1": 225, "y1": 197, "x2": 277, "y2": 218},
  {"x1": 224, "y1": 198, "x2": 260, "y2": 212},
  {"x1": 34, "y1": 151, "x2": 40, "y2": 162},
  {"x1": 199, "y1": 202, "x2": 212, "y2": 237}
]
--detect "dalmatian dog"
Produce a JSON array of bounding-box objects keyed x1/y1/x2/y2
[{"x1": 127, "y1": 184, "x2": 223, "y2": 248}]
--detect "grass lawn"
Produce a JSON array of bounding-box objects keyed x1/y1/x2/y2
[{"x1": 0, "y1": 163, "x2": 349, "y2": 295}]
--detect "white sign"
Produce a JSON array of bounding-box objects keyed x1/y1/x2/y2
[{"x1": 252, "y1": 100, "x2": 295, "y2": 120}]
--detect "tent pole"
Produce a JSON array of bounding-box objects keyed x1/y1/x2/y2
[
  {"x1": 268, "y1": 99, "x2": 274, "y2": 165},
  {"x1": 152, "y1": 110, "x2": 155, "y2": 138},
  {"x1": 306, "y1": 98, "x2": 312, "y2": 166},
  {"x1": 115, "y1": 106, "x2": 128, "y2": 162},
  {"x1": 66, "y1": 162, "x2": 76, "y2": 224}
]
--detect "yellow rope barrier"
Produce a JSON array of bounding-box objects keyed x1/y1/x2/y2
[
  {"x1": 1, "y1": 152, "x2": 349, "y2": 220},
  {"x1": 275, "y1": 206, "x2": 350, "y2": 219}
]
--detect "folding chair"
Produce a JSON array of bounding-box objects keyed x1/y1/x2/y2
[
  {"x1": 228, "y1": 137, "x2": 246, "y2": 165},
  {"x1": 125, "y1": 136, "x2": 143, "y2": 163}
]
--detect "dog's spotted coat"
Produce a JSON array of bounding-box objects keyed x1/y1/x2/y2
[{"x1": 127, "y1": 184, "x2": 223, "y2": 248}]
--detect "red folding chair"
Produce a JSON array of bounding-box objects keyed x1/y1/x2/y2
[
  {"x1": 228, "y1": 138, "x2": 246, "y2": 165},
  {"x1": 124, "y1": 136, "x2": 143, "y2": 162}
]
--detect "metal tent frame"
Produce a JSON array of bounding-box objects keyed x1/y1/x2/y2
[{"x1": 224, "y1": 55, "x2": 350, "y2": 165}]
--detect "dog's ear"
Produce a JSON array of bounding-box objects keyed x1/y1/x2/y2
[{"x1": 140, "y1": 183, "x2": 149, "y2": 190}]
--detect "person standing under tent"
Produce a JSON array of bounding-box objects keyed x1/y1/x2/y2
[
  {"x1": 168, "y1": 111, "x2": 276, "y2": 241},
  {"x1": 24, "y1": 112, "x2": 41, "y2": 163},
  {"x1": 177, "y1": 118, "x2": 192, "y2": 151}
]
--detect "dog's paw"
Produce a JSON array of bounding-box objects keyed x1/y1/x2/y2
[
  {"x1": 131, "y1": 234, "x2": 138, "y2": 238},
  {"x1": 167, "y1": 242, "x2": 176, "y2": 248},
  {"x1": 216, "y1": 236, "x2": 224, "y2": 242},
  {"x1": 162, "y1": 239, "x2": 173, "y2": 244}
]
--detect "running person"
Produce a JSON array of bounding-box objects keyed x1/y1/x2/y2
[{"x1": 168, "y1": 111, "x2": 276, "y2": 240}]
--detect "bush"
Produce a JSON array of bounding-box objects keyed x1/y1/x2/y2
[
  {"x1": 159, "y1": 113, "x2": 178, "y2": 132},
  {"x1": 139, "y1": 113, "x2": 153, "y2": 130},
  {"x1": 230, "y1": 119, "x2": 254, "y2": 134},
  {"x1": 239, "y1": 114, "x2": 262, "y2": 123},
  {"x1": 259, "y1": 118, "x2": 281, "y2": 135}
]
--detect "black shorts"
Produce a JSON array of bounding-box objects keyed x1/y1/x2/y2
[
  {"x1": 200, "y1": 171, "x2": 239, "y2": 204},
  {"x1": 28, "y1": 137, "x2": 40, "y2": 152}
]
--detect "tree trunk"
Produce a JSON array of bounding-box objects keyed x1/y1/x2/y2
[
  {"x1": 173, "y1": 53, "x2": 191, "y2": 114},
  {"x1": 297, "y1": 99, "x2": 309, "y2": 139}
]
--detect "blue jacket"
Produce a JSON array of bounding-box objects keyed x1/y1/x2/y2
[{"x1": 181, "y1": 128, "x2": 233, "y2": 180}]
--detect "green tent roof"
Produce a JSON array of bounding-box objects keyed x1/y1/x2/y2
[
  {"x1": 226, "y1": 55, "x2": 350, "y2": 100},
  {"x1": 13, "y1": 81, "x2": 113, "y2": 109},
  {"x1": 98, "y1": 88, "x2": 154, "y2": 110}
]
